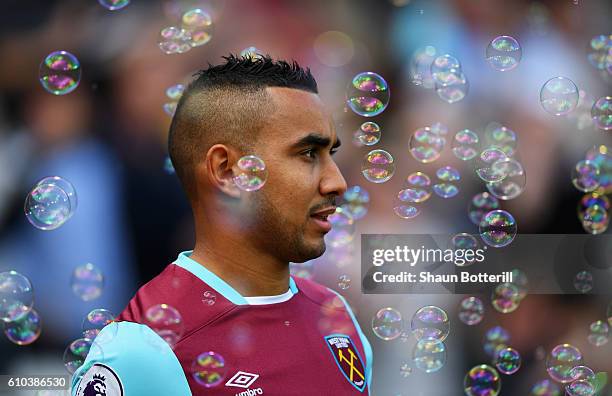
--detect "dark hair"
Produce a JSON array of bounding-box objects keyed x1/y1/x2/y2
[{"x1": 168, "y1": 54, "x2": 318, "y2": 201}]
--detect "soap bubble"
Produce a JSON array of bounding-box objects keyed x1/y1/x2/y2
[
  {"x1": 459, "y1": 296, "x2": 484, "y2": 325},
  {"x1": 181, "y1": 8, "x2": 213, "y2": 47},
  {"x1": 71, "y1": 263, "x2": 104, "y2": 302},
  {"x1": 436, "y1": 166, "x2": 461, "y2": 182},
  {"x1": 435, "y1": 70, "x2": 469, "y2": 103},
  {"x1": 578, "y1": 192, "x2": 610, "y2": 220},
  {"x1": 586, "y1": 34, "x2": 612, "y2": 70},
  {"x1": 591, "y1": 96, "x2": 612, "y2": 130},
  {"x1": 495, "y1": 347, "x2": 521, "y2": 375},
  {"x1": 483, "y1": 326, "x2": 510, "y2": 358},
  {"x1": 158, "y1": 26, "x2": 192, "y2": 54},
  {"x1": 39, "y1": 51, "x2": 81, "y2": 95},
  {"x1": 545, "y1": 344, "x2": 583, "y2": 383},
  {"x1": 412, "y1": 338, "x2": 447, "y2": 373},
  {"x1": 453, "y1": 129, "x2": 480, "y2": 160},
  {"x1": 337, "y1": 275, "x2": 351, "y2": 290},
  {"x1": 346, "y1": 72, "x2": 390, "y2": 117},
  {"x1": 341, "y1": 185, "x2": 370, "y2": 220},
  {"x1": 4, "y1": 308, "x2": 41, "y2": 345},
  {"x1": 82, "y1": 308, "x2": 115, "y2": 340},
  {"x1": 372, "y1": 307, "x2": 402, "y2": 341},
  {"x1": 474, "y1": 148, "x2": 508, "y2": 182},
  {"x1": 191, "y1": 351, "x2": 226, "y2": 388},
  {"x1": 144, "y1": 304, "x2": 184, "y2": 347},
  {"x1": 233, "y1": 155, "x2": 268, "y2": 191},
  {"x1": 409, "y1": 46, "x2": 438, "y2": 89},
  {"x1": 540, "y1": 77, "x2": 579, "y2": 115},
  {"x1": 431, "y1": 54, "x2": 462, "y2": 85},
  {"x1": 353, "y1": 122, "x2": 381, "y2": 146},
  {"x1": 240, "y1": 46, "x2": 264, "y2": 60},
  {"x1": 24, "y1": 177, "x2": 76, "y2": 230},
  {"x1": 574, "y1": 270, "x2": 593, "y2": 293},
  {"x1": 580, "y1": 201, "x2": 609, "y2": 234},
  {"x1": 0, "y1": 271, "x2": 34, "y2": 322},
  {"x1": 98, "y1": 0, "x2": 130, "y2": 10},
  {"x1": 430, "y1": 122, "x2": 449, "y2": 137},
  {"x1": 569, "y1": 365, "x2": 596, "y2": 384},
  {"x1": 468, "y1": 192, "x2": 500, "y2": 226},
  {"x1": 409, "y1": 127, "x2": 444, "y2": 163},
  {"x1": 325, "y1": 207, "x2": 355, "y2": 247},
  {"x1": 572, "y1": 160, "x2": 600, "y2": 192},
  {"x1": 529, "y1": 379, "x2": 560, "y2": 396},
  {"x1": 491, "y1": 283, "x2": 521, "y2": 313},
  {"x1": 63, "y1": 338, "x2": 103, "y2": 374},
  {"x1": 587, "y1": 320, "x2": 609, "y2": 346},
  {"x1": 411, "y1": 305, "x2": 450, "y2": 342},
  {"x1": 464, "y1": 365, "x2": 501, "y2": 396},
  {"x1": 393, "y1": 204, "x2": 420, "y2": 219},
  {"x1": 566, "y1": 380, "x2": 595, "y2": 396},
  {"x1": 486, "y1": 35, "x2": 522, "y2": 71},
  {"x1": 485, "y1": 126, "x2": 517, "y2": 157},
  {"x1": 486, "y1": 158, "x2": 526, "y2": 200},
  {"x1": 400, "y1": 362, "x2": 413, "y2": 378},
  {"x1": 361, "y1": 149, "x2": 395, "y2": 183},
  {"x1": 584, "y1": 145, "x2": 611, "y2": 194},
  {"x1": 450, "y1": 234, "x2": 481, "y2": 267},
  {"x1": 163, "y1": 83, "x2": 184, "y2": 117},
  {"x1": 399, "y1": 172, "x2": 432, "y2": 203},
  {"x1": 479, "y1": 210, "x2": 517, "y2": 248},
  {"x1": 433, "y1": 183, "x2": 459, "y2": 198}
]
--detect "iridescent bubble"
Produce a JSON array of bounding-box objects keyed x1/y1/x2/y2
[
  {"x1": 409, "y1": 46, "x2": 438, "y2": 89},
  {"x1": 479, "y1": 210, "x2": 517, "y2": 248},
  {"x1": 400, "y1": 362, "x2": 413, "y2": 378},
  {"x1": 586, "y1": 34, "x2": 612, "y2": 70},
  {"x1": 409, "y1": 127, "x2": 444, "y2": 163},
  {"x1": 158, "y1": 26, "x2": 192, "y2": 55},
  {"x1": 495, "y1": 347, "x2": 521, "y2": 375},
  {"x1": 464, "y1": 365, "x2": 501, "y2": 396},
  {"x1": 240, "y1": 46, "x2": 264, "y2": 60},
  {"x1": 361, "y1": 149, "x2": 395, "y2": 183},
  {"x1": 233, "y1": 155, "x2": 268, "y2": 191},
  {"x1": 530, "y1": 379, "x2": 561, "y2": 396},
  {"x1": 71, "y1": 263, "x2": 104, "y2": 302},
  {"x1": 346, "y1": 72, "x2": 390, "y2": 117},
  {"x1": 545, "y1": 344, "x2": 583, "y2": 383},
  {"x1": 98, "y1": 0, "x2": 130, "y2": 11},
  {"x1": 37, "y1": 176, "x2": 77, "y2": 211},
  {"x1": 372, "y1": 307, "x2": 402, "y2": 341},
  {"x1": 574, "y1": 271, "x2": 593, "y2": 293},
  {"x1": 436, "y1": 166, "x2": 461, "y2": 182},
  {"x1": 584, "y1": 145, "x2": 612, "y2": 194},
  {"x1": 580, "y1": 202, "x2": 609, "y2": 234},
  {"x1": 163, "y1": 102, "x2": 177, "y2": 116},
  {"x1": 453, "y1": 129, "x2": 480, "y2": 160},
  {"x1": 4, "y1": 308, "x2": 41, "y2": 345},
  {"x1": 412, "y1": 338, "x2": 447, "y2": 373},
  {"x1": 144, "y1": 304, "x2": 184, "y2": 347},
  {"x1": 591, "y1": 96, "x2": 612, "y2": 130},
  {"x1": 393, "y1": 204, "x2": 420, "y2": 219},
  {"x1": 468, "y1": 192, "x2": 500, "y2": 226},
  {"x1": 181, "y1": 9, "x2": 213, "y2": 47},
  {"x1": 430, "y1": 122, "x2": 449, "y2": 136},
  {"x1": 24, "y1": 180, "x2": 72, "y2": 230},
  {"x1": 435, "y1": 70, "x2": 469, "y2": 103},
  {"x1": 572, "y1": 160, "x2": 600, "y2": 192},
  {"x1": 289, "y1": 261, "x2": 314, "y2": 280},
  {"x1": 353, "y1": 122, "x2": 381, "y2": 146},
  {"x1": 483, "y1": 326, "x2": 510, "y2": 358},
  {"x1": 540, "y1": 77, "x2": 579, "y2": 116},
  {"x1": 450, "y1": 234, "x2": 481, "y2": 267},
  {"x1": 399, "y1": 172, "x2": 432, "y2": 203},
  {"x1": 459, "y1": 296, "x2": 484, "y2": 325},
  {"x1": 474, "y1": 148, "x2": 508, "y2": 183},
  {"x1": 191, "y1": 351, "x2": 226, "y2": 388},
  {"x1": 0, "y1": 271, "x2": 34, "y2": 323},
  {"x1": 63, "y1": 338, "x2": 103, "y2": 374},
  {"x1": 578, "y1": 192, "x2": 610, "y2": 219},
  {"x1": 39, "y1": 51, "x2": 81, "y2": 95},
  {"x1": 486, "y1": 35, "x2": 522, "y2": 71},
  {"x1": 486, "y1": 126, "x2": 517, "y2": 157},
  {"x1": 486, "y1": 158, "x2": 526, "y2": 200},
  {"x1": 431, "y1": 54, "x2": 462, "y2": 85},
  {"x1": 82, "y1": 308, "x2": 115, "y2": 340},
  {"x1": 569, "y1": 365, "x2": 596, "y2": 384},
  {"x1": 491, "y1": 283, "x2": 521, "y2": 313},
  {"x1": 325, "y1": 207, "x2": 355, "y2": 247},
  {"x1": 433, "y1": 183, "x2": 459, "y2": 198},
  {"x1": 410, "y1": 305, "x2": 450, "y2": 342},
  {"x1": 166, "y1": 83, "x2": 184, "y2": 101},
  {"x1": 202, "y1": 291, "x2": 216, "y2": 306},
  {"x1": 341, "y1": 185, "x2": 370, "y2": 220},
  {"x1": 566, "y1": 380, "x2": 595, "y2": 396},
  {"x1": 337, "y1": 274, "x2": 351, "y2": 290}
]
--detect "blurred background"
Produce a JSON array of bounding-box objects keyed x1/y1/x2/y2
[{"x1": 0, "y1": 0, "x2": 610, "y2": 395}]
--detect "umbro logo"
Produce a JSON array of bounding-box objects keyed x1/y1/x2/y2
[{"x1": 225, "y1": 371, "x2": 260, "y2": 388}]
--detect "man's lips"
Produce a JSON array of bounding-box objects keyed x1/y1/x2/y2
[{"x1": 309, "y1": 206, "x2": 336, "y2": 232}]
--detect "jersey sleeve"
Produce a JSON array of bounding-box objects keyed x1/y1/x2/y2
[
  {"x1": 71, "y1": 321, "x2": 192, "y2": 396},
  {"x1": 328, "y1": 289, "x2": 374, "y2": 394}
]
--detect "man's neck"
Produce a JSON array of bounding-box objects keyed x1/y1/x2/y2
[{"x1": 190, "y1": 237, "x2": 290, "y2": 297}]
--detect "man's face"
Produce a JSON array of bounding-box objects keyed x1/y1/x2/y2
[{"x1": 246, "y1": 87, "x2": 347, "y2": 263}]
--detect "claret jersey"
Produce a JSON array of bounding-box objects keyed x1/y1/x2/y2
[{"x1": 71, "y1": 251, "x2": 373, "y2": 395}]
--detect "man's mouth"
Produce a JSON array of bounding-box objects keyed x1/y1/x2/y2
[{"x1": 309, "y1": 207, "x2": 337, "y2": 232}]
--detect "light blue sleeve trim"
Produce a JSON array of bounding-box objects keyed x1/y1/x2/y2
[
  {"x1": 71, "y1": 321, "x2": 192, "y2": 396},
  {"x1": 289, "y1": 276, "x2": 298, "y2": 294},
  {"x1": 328, "y1": 289, "x2": 373, "y2": 395}
]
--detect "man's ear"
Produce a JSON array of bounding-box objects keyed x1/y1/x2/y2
[{"x1": 204, "y1": 144, "x2": 242, "y2": 198}]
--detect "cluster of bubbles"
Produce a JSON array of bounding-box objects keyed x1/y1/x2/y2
[
  {"x1": 163, "y1": 83, "x2": 185, "y2": 117},
  {"x1": 430, "y1": 54, "x2": 468, "y2": 103},
  {"x1": 159, "y1": 8, "x2": 213, "y2": 54},
  {"x1": 39, "y1": 51, "x2": 81, "y2": 95},
  {"x1": 191, "y1": 351, "x2": 227, "y2": 387},
  {"x1": 485, "y1": 36, "x2": 522, "y2": 72},
  {"x1": 232, "y1": 155, "x2": 268, "y2": 192},
  {"x1": 98, "y1": 0, "x2": 130, "y2": 11},
  {"x1": 353, "y1": 122, "x2": 382, "y2": 146},
  {"x1": 24, "y1": 176, "x2": 77, "y2": 230},
  {"x1": 0, "y1": 271, "x2": 40, "y2": 346},
  {"x1": 575, "y1": 145, "x2": 611, "y2": 234},
  {"x1": 345, "y1": 72, "x2": 390, "y2": 117}
]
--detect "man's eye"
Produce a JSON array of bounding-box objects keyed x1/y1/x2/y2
[
  {"x1": 303, "y1": 148, "x2": 317, "y2": 159},
  {"x1": 331, "y1": 149, "x2": 338, "y2": 156}
]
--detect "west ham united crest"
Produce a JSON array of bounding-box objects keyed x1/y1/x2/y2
[{"x1": 324, "y1": 334, "x2": 366, "y2": 392}]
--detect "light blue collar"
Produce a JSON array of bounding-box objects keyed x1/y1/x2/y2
[{"x1": 174, "y1": 250, "x2": 298, "y2": 306}]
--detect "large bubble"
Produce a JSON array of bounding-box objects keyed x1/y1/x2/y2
[
  {"x1": 479, "y1": 210, "x2": 517, "y2": 248},
  {"x1": 372, "y1": 307, "x2": 402, "y2": 341},
  {"x1": 464, "y1": 365, "x2": 501, "y2": 396},
  {"x1": 412, "y1": 338, "x2": 447, "y2": 373},
  {"x1": 540, "y1": 77, "x2": 579, "y2": 116},
  {"x1": 486, "y1": 158, "x2": 526, "y2": 200},
  {"x1": 346, "y1": 72, "x2": 390, "y2": 117},
  {"x1": 453, "y1": 129, "x2": 480, "y2": 160},
  {"x1": 0, "y1": 270, "x2": 34, "y2": 323},
  {"x1": 486, "y1": 36, "x2": 522, "y2": 71},
  {"x1": 409, "y1": 127, "x2": 444, "y2": 163},
  {"x1": 436, "y1": 70, "x2": 469, "y2": 103},
  {"x1": 4, "y1": 308, "x2": 41, "y2": 345},
  {"x1": 233, "y1": 155, "x2": 268, "y2": 192},
  {"x1": 410, "y1": 305, "x2": 450, "y2": 342},
  {"x1": 24, "y1": 177, "x2": 76, "y2": 231},
  {"x1": 362, "y1": 149, "x2": 395, "y2": 183},
  {"x1": 545, "y1": 344, "x2": 583, "y2": 383},
  {"x1": 39, "y1": 51, "x2": 81, "y2": 95}
]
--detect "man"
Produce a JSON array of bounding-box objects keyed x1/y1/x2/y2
[{"x1": 72, "y1": 54, "x2": 372, "y2": 395}]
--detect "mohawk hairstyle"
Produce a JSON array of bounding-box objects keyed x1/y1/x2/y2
[{"x1": 168, "y1": 54, "x2": 318, "y2": 201}]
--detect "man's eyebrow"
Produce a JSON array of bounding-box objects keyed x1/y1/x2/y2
[{"x1": 291, "y1": 133, "x2": 341, "y2": 150}]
